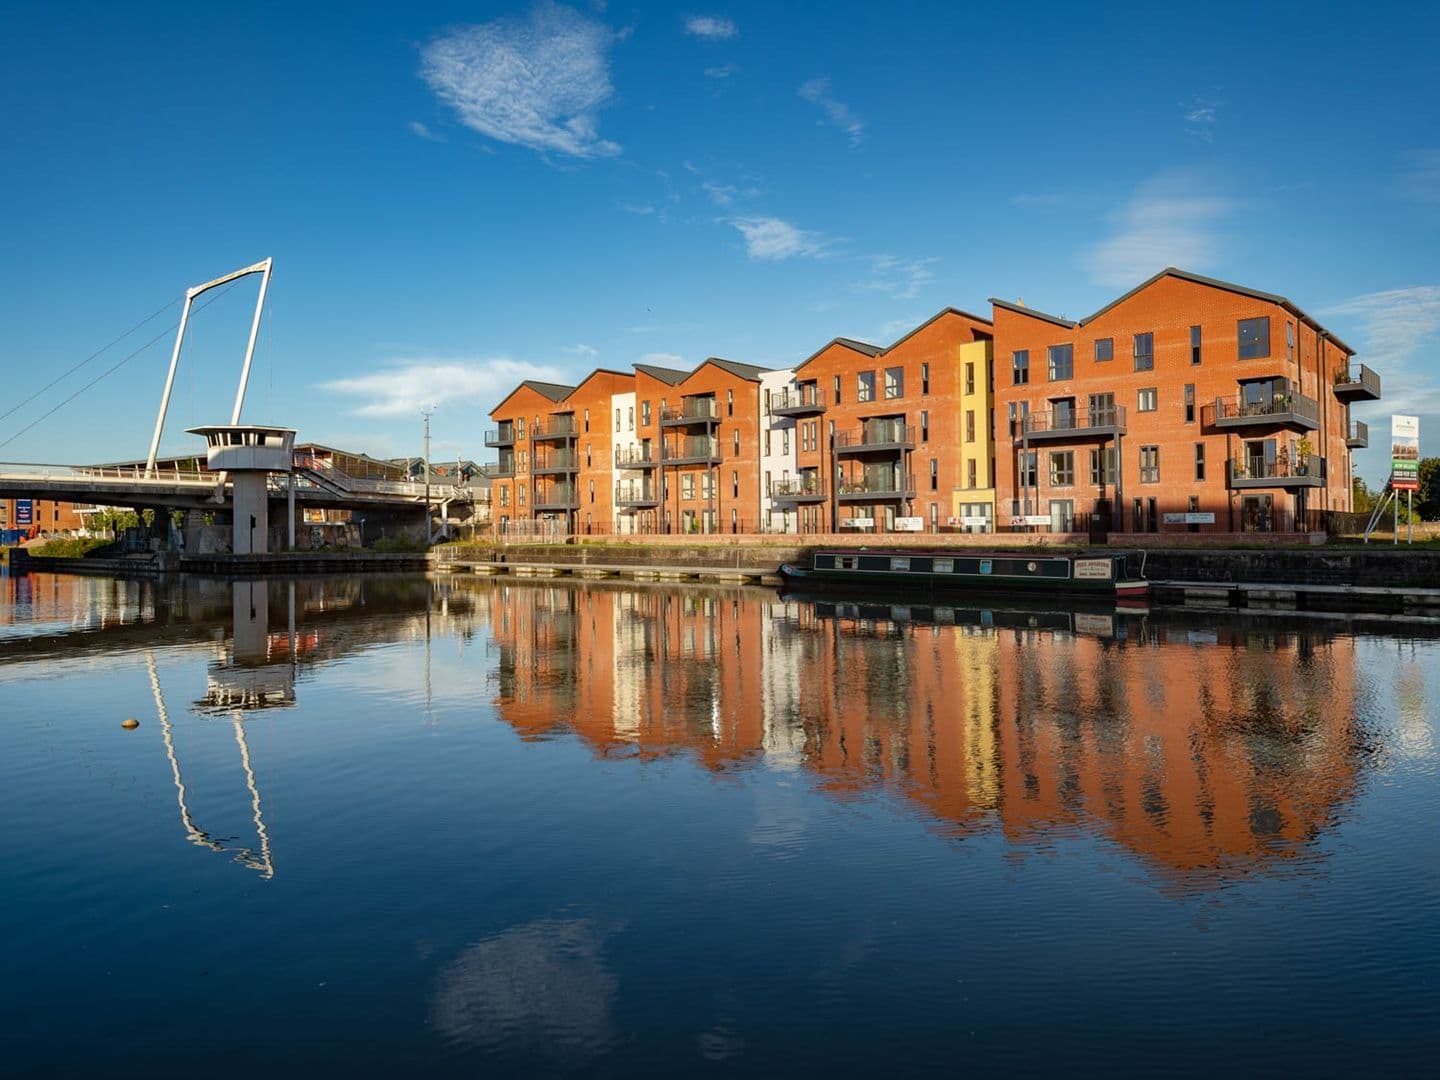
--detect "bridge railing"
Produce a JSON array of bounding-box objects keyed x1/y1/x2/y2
[{"x1": 0, "y1": 462, "x2": 216, "y2": 485}]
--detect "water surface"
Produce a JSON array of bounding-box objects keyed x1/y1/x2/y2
[{"x1": 2, "y1": 571, "x2": 1437, "y2": 1075}]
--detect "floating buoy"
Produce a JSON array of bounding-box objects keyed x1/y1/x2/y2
[{"x1": 121, "y1": 718, "x2": 140, "y2": 730}]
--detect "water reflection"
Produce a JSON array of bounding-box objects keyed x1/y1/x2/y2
[{"x1": 482, "y1": 580, "x2": 1389, "y2": 888}]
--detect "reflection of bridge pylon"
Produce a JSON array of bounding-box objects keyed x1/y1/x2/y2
[{"x1": 146, "y1": 646, "x2": 276, "y2": 880}]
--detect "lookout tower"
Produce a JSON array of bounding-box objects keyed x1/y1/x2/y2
[{"x1": 188, "y1": 425, "x2": 295, "y2": 554}]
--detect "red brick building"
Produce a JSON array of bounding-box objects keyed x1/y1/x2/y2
[{"x1": 990, "y1": 268, "x2": 1375, "y2": 535}]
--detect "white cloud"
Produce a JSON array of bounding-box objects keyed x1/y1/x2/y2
[
  {"x1": 321, "y1": 358, "x2": 569, "y2": 418},
  {"x1": 1083, "y1": 175, "x2": 1233, "y2": 288},
  {"x1": 859, "y1": 255, "x2": 938, "y2": 300},
  {"x1": 704, "y1": 64, "x2": 736, "y2": 79},
  {"x1": 408, "y1": 120, "x2": 445, "y2": 142},
  {"x1": 728, "y1": 216, "x2": 828, "y2": 260},
  {"x1": 798, "y1": 77, "x2": 864, "y2": 148},
  {"x1": 638, "y1": 352, "x2": 687, "y2": 367},
  {"x1": 1398, "y1": 149, "x2": 1440, "y2": 203},
  {"x1": 684, "y1": 15, "x2": 737, "y2": 39},
  {"x1": 702, "y1": 181, "x2": 737, "y2": 206},
  {"x1": 1182, "y1": 93, "x2": 1221, "y2": 141},
  {"x1": 419, "y1": 3, "x2": 620, "y2": 159},
  {"x1": 563, "y1": 343, "x2": 599, "y2": 360}
]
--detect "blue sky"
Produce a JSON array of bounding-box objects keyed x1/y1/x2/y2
[{"x1": 3, "y1": 0, "x2": 1437, "y2": 481}]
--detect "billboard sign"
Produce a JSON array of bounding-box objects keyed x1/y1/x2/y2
[
  {"x1": 1391, "y1": 415, "x2": 1420, "y2": 491},
  {"x1": 15, "y1": 499, "x2": 33, "y2": 526}
]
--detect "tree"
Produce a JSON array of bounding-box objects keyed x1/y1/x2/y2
[{"x1": 1417, "y1": 457, "x2": 1440, "y2": 521}]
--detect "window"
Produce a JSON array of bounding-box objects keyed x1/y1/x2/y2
[
  {"x1": 614, "y1": 408, "x2": 620, "y2": 432},
  {"x1": 519, "y1": 483, "x2": 527, "y2": 506},
  {"x1": 1133, "y1": 332, "x2": 1154, "y2": 371},
  {"x1": 1012, "y1": 350, "x2": 1030, "y2": 385},
  {"x1": 1139, "y1": 445, "x2": 1160, "y2": 484},
  {"x1": 589, "y1": 479, "x2": 595, "y2": 504},
  {"x1": 833, "y1": 375, "x2": 842, "y2": 404},
  {"x1": 967, "y1": 459, "x2": 977, "y2": 488},
  {"x1": 1047, "y1": 344, "x2": 1073, "y2": 381},
  {"x1": 628, "y1": 406, "x2": 634, "y2": 430},
  {"x1": 1052, "y1": 396, "x2": 1076, "y2": 429},
  {"x1": 1286, "y1": 321, "x2": 1295, "y2": 361},
  {"x1": 1049, "y1": 451, "x2": 1075, "y2": 487},
  {"x1": 965, "y1": 410, "x2": 975, "y2": 443},
  {"x1": 1137, "y1": 387, "x2": 1157, "y2": 412},
  {"x1": 727, "y1": 389, "x2": 734, "y2": 416},
  {"x1": 499, "y1": 486, "x2": 509, "y2": 507},
  {"x1": 764, "y1": 428, "x2": 772, "y2": 454},
  {"x1": 585, "y1": 443, "x2": 592, "y2": 467},
  {"x1": 641, "y1": 401, "x2": 651, "y2": 425},
  {"x1": 734, "y1": 429, "x2": 741, "y2": 454},
  {"x1": 1184, "y1": 384, "x2": 1195, "y2": 423},
  {"x1": 1089, "y1": 392, "x2": 1116, "y2": 426},
  {"x1": 1019, "y1": 450, "x2": 1038, "y2": 487},
  {"x1": 884, "y1": 367, "x2": 904, "y2": 399},
  {"x1": 921, "y1": 410, "x2": 930, "y2": 442},
  {"x1": 682, "y1": 474, "x2": 695, "y2": 499},
  {"x1": 964, "y1": 363, "x2": 974, "y2": 395},
  {"x1": 1194, "y1": 442, "x2": 1206, "y2": 481},
  {"x1": 732, "y1": 470, "x2": 739, "y2": 498},
  {"x1": 1008, "y1": 400, "x2": 1029, "y2": 437},
  {"x1": 517, "y1": 417, "x2": 525, "y2": 438},
  {"x1": 1190, "y1": 325, "x2": 1202, "y2": 365},
  {"x1": 1238, "y1": 316, "x2": 1270, "y2": 359},
  {"x1": 923, "y1": 363, "x2": 931, "y2": 395},
  {"x1": 1089, "y1": 447, "x2": 1116, "y2": 486},
  {"x1": 1095, "y1": 337, "x2": 1113, "y2": 362},
  {"x1": 781, "y1": 428, "x2": 789, "y2": 454},
  {"x1": 890, "y1": 557, "x2": 911, "y2": 572},
  {"x1": 857, "y1": 370, "x2": 876, "y2": 402},
  {"x1": 930, "y1": 458, "x2": 938, "y2": 490}
]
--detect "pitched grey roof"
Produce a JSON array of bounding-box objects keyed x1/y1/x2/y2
[
  {"x1": 704, "y1": 357, "x2": 772, "y2": 382},
  {"x1": 884, "y1": 307, "x2": 994, "y2": 351},
  {"x1": 987, "y1": 297, "x2": 1077, "y2": 329},
  {"x1": 832, "y1": 336, "x2": 884, "y2": 357},
  {"x1": 634, "y1": 363, "x2": 690, "y2": 385},
  {"x1": 522, "y1": 379, "x2": 578, "y2": 402}
]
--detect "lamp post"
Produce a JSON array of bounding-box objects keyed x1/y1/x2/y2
[{"x1": 422, "y1": 404, "x2": 437, "y2": 544}]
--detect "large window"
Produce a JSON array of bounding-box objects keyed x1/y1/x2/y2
[
  {"x1": 1089, "y1": 447, "x2": 1116, "y2": 486},
  {"x1": 1019, "y1": 450, "x2": 1038, "y2": 487},
  {"x1": 1133, "y1": 332, "x2": 1154, "y2": 371},
  {"x1": 1094, "y1": 337, "x2": 1113, "y2": 362},
  {"x1": 1238, "y1": 316, "x2": 1270, "y2": 359},
  {"x1": 1049, "y1": 451, "x2": 1075, "y2": 487},
  {"x1": 857, "y1": 370, "x2": 876, "y2": 402},
  {"x1": 641, "y1": 401, "x2": 651, "y2": 425},
  {"x1": 1137, "y1": 387, "x2": 1157, "y2": 412},
  {"x1": 1139, "y1": 445, "x2": 1160, "y2": 484},
  {"x1": 1190, "y1": 325, "x2": 1202, "y2": 365},
  {"x1": 1048, "y1": 344, "x2": 1073, "y2": 381},
  {"x1": 884, "y1": 367, "x2": 904, "y2": 399},
  {"x1": 1012, "y1": 350, "x2": 1030, "y2": 385}
]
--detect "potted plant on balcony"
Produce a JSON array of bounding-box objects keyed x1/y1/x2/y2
[{"x1": 1295, "y1": 437, "x2": 1313, "y2": 475}]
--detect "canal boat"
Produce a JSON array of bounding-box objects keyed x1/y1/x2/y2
[{"x1": 779, "y1": 549, "x2": 1149, "y2": 601}]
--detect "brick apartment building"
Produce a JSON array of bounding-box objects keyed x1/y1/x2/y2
[
  {"x1": 991, "y1": 268, "x2": 1375, "y2": 535},
  {"x1": 484, "y1": 267, "x2": 1377, "y2": 539}
]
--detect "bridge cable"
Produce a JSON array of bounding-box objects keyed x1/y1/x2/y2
[
  {"x1": 0, "y1": 281, "x2": 243, "y2": 453},
  {"x1": 0, "y1": 296, "x2": 180, "y2": 426}
]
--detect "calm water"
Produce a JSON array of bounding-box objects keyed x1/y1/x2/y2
[{"x1": 2, "y1": 570, "x2": 1437, "y2": 1076}]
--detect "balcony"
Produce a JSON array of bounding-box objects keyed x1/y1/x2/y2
[
  {"x1": 615, "y1": 483, "x2": 659, "y2": 509},
  {"x1": 834, "y1": 421, "x2": 914, "y2": 455},
  {"x1": 770, "y1": 477, "x2": 827, "y2": 503},
  {"x1": 615, "y1": 445, "x2": 659, "y2": 470},
  {"x1": 1205, "y1": 391, "x2": 1319, "y2": 432},
  {"x1": 1334, "y1": 363, "x2": 1382, "y2": 401},
  {"x1": 532, "y1": 483, "x2": 579, "y2": 510},
  {"x1": 531, "y1": 417, "x2": 578, "y2": 442},
  {"x1": 661, "y1": 398, "x2": 720, "y2": 427},
  {"x1": 483, "y1": 460, "x2": 515, "y2": 479},
  {"x1": 484, "y1": 426, "x2": 515, "y2": 448},
  {"x1": 1346, "y1": 420, "x2": 1369, "y2": 449},
  {"x1": 1019, "y1": 406, "x2": 1127, "y2": 443},
  {"x1": 770, "y1": 386, "x2": 827, "y2": 417},
  {"x1": 1228, "y1": 456, "x2": 1327, "y2": 490},
  {"x1": 661, "y1": 435, "x2": 722, "y2": 465},
  {"x1": 533, "y1": 450, "x2": 578, "y2": 475},
  {"x1": 836, "y1": 473, "x2": 916, "y2": 502}
]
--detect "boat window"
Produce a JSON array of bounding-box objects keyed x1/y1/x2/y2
[
  {"x1": 933, "y1": 558, "x2": 954, "y2": 573},
  {"x1": 890, "y1": 557, "x2": 911, "y2": 572},
  {"x1": 979, "y1": 559, "x2": 992, "y2": 575},
  {"x1": 837, "y1": 556, "x2": 859, "y2": 570}
]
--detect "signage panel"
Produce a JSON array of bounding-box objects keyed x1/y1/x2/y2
[
  {"x1": 1009, "y1": 514, "x2": 1052, "y2": 527},
  {"x1": 893, "y1": 517, "x2": 924, "y2": 532},
  {"x1": 1391, "y1": 414, "x2": 1420, "y2": 490},
  {"x1": 15, "y1": 499, "x2": 33, "y2": 526},
  {"x1": 1073, "y1": 558, "x2": 1114, "y2": 580},
  {"x1": 1162, "y1": 512, "x2": 1216, "y2": 525},
  {"x1": 841, "y1": 517, "x2": 874, "y2": 528}
]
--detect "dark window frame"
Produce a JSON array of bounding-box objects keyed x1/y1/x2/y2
[{"x1": 1238, "y1": 316, "x2": 1270, "y2": 360}]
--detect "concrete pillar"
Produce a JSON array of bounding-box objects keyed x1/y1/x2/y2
[{"x1": 232, "y1": 472, "x2": 268, "y2": 554}]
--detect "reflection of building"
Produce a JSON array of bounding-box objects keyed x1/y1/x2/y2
[{"x1": 482, "y1": 580, "x2": 1365, "y2": 886}]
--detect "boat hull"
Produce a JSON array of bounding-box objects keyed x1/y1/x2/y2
[{"x1": 780, "y1": 549, "x2": 1149, "y2": 599}]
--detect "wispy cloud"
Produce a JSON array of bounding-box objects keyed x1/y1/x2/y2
[
  {"x1": 1398, "y1": 149, "x2": 1440, "y2": 203},
  {"x1": 419, "y1": 3, "x2": 620, "y2": 159},
  {"x1": 684, "y1": 15, "x2": 738, "y2": 39},
  {"x1": 1182, "y1": 93, "x2": 1221, "y2": 141},
  {"x1": 563, "y1": 343, "x2": 599, "y2": 360},
  {"x1": 702, "y1": 181, "x2": 737, "y2": 206},
  {"x1": 638, "y1": 352, "x2": 687, "y2": 367},
  {"x1": 408, "y1": 120, "x2": 445, "y2": 142},
  {"x1": 728, "y1": 216, "x2": 828, "y2": 260},
  {"x1": 859, "y1": 255, "x2": 938, "y2": 301},
  {"x1": 704, "y1": 64, "x2": 736, "y2": 79},
  {"x1": 321, "y1": 358, "x2": 569, "y2": 418},
  {"x1": 1083, "y1": 174, "x2": 1233, "y2": 288},
  {"x1": 1319, "y1": 285, "x2": 1440, "y2": 428},
  {"x1": 798, "y1": 77, "x2": 865, "y2": 148}
]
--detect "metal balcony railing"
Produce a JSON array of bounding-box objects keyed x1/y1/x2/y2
[
  {"x1": 532, "y1": 450, "x2": 578, "y2": 474},
  {"x1": 614, "y1": 483, "x2": 659, "y2": 506},
  {"x1": 661, "y1": 436, "x2": 722, "y2": 463},
  {"x1": 1206, "y1": 391, "x2": 1319, "y2": 429},
  {"x1": 769, "y1": 386, "x2": 827, "y2": 415},
  {"x1": 1020, "y1": 406, "x2": 1127, "y2": 439},
  {"x1": 1229, "y1": 455, "x2": 1327, "y2": 486},
  {"x1": 615, "y1": 445, "x2": 658, "y2": 467},
  {"x1": 661, "y1": 398, "x2": 720, "y2": 424},
  {"x1": 531, "y1": 417, "x2": 578, "y2": 440},
  {"x1": 836, "y1": 473, "x2": 916, "y2": 499},
  {"x1": 1334, "y1": 363, "x2": 1382, "y2": 400},
  {"x1": 1346, "y1": 421, "x2": 1369, "y2": 448},
  {"x1": 770, "y1": 477, "x2": 827, "y2": 500},
  {"x1": 483, "y1": 426, "x2": 515, "y2": 447},
  {"x1": 834, "y1": 422, "x2": 913, "y2": 452}
]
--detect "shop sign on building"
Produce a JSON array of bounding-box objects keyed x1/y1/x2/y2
[
  {"x1": 1162, "y1": 512, "x2": 1216, "y2": 525},
  {"x1": 15, "y1": 500, "x2": 33, "y2": 526},
  {"x1": 893, "y1": 517, "x2": 924, "y2": 531}
]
